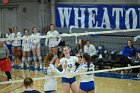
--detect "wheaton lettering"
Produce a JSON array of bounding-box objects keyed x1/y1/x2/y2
[{"x1": 56, "y1": 6, "x2": 140, "y2": 29}]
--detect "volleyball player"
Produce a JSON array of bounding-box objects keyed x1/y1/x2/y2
[
  {"x1": 76, "y1": 53, "x2": 95, "y2": 93},
  {"x1": 45, "y1": 24, "x2": 61, "y2": 56},
  {"x1": 5, "y1": 28, "x2": 13, "y2": 60},
  {"x1": 21, "y1": 29, "x2": 32, "y2": 68},
  {"x1": 60, "y1": 46, "x2": 79, "y2": 93},
  {"x1": 31, "y1": 27, "x2": 42, "y2": 69},
  {"x1": 23, "y1": 77, "x2": 40, "y2": 93},
  {"x1": 11, "y1": 27, "x2": 22, "y2": 65},
  {"x1": 44, "y1": 54, "x2": 65, "y2": 93}
]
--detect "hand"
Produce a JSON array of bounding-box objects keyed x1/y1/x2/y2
[
  {"x1": 64, "y1": 60, "x2": 68, "y2": 69},
  {"x1": 134, "y1": 36, "x2": 138, "y2": 41},
  {"x1": 134, "y1": 35, "x2": 140, "y2": 41},
  {"x1": 128, "y1": 56, "x2": 132, "y2": 60},
  {"x1": 67, "y1": 67, "x2": 71, "y2": 72},
  {"x1": 137, "y1": 53, "x2": 140, "y2": 59},
  {"x1": 64, "y1": 63, "x2": 67, "y2": 69},
  {"x1": 6, "y1": 56, "x2": 9, "y2": 59}
]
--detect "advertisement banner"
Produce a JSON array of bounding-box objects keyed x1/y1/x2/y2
[{"x1": 56, "y1": 5, "x2": 140, "y2": 29}]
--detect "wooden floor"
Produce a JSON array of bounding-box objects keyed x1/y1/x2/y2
[{"x1": 0, "y1": 69, "x2": 140, "y2": 93}]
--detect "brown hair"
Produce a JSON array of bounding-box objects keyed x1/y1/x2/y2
[
  {"x1": 13, "y1": 26, "x2": 18, "y2": 33},
  {"x1": 50, "y1": 24, "x2": 54, "y2": 27},
  {"x1": 32, "y1": 27, "x2": 37, "y2": 30},
  {"x1": 24, "y1": 28, "x2": 29, "y2": 34},
  {"x1": 83, "y1": 53, "x2": 91, "y2": 71},
  {"x1": 8, "y1": 28, "x2": 12, "y2": 33},
  {"x1": 23, "y1": 77, "x2": 33, "y2": 88},
  {"x1": 32, "y1": 27, "x2": 37, "y2": 33},
  {"x1": 49, "y1": 24, "x2": 55, "y2": 31},
  {"x1": 127, "y1": 39, "x2": 134, "y2": 47},
  {"x1": 78, "y1": 39, "x2": 85, "y2": 52},
  {"x1": 44, "y1": 54, "x2": 54, "y2": 67}
]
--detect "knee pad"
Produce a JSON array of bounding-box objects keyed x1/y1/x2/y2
[
  {"x1": 12, "y1": 56, "x2": 15, "y2": 60},
  {"x1": 22, "y1": 57, "x2": 26, "y2": 62},
  {"x1": 38, "y1": 56, "x2": 42, "y2": 62},
  {"x1": 33, "y1": 56, "x2": 37, "y2": 62},
  {"x1": 27, "y1": 57, "x2": 31, "y2": 62}
]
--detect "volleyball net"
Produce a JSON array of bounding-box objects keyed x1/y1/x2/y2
[{"x1": 0, "y1": 28, "x2": 140, "y2": 85}]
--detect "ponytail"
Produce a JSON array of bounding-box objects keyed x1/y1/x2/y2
[{"x1": 83, "y1": 53, "x2": 91, "y2": 71}]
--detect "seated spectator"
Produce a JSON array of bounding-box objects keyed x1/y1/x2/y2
[
  {"x1": 122, "y1": 40, "x2": 140, "y2": 58},
  {"x1": 23, "y1": 77, "x2": 40, "y2": 93},
  {"x1": 121, "y1": 40, "x2": 140, "y2": 68},
  {"x1": 84, "y1": 40, "x2": 96, "y2": 57}
]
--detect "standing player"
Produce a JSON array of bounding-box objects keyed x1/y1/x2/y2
[
  {"x1": 11, "y1": 27, "x2": 22, "y2": 65},
  {"x1": 60, "y1": 46, "x2": 79, "y2": 93},
  {"x1": 21, "y1": 29, "x2": 32, "y2": 68},
  {"x1": 76, "y1": 53, "x2": 95, "y2": 93},
  {"x1": 45, "y1": 24, "x2": 61, "y2": 56},
  {"x1": 5, "y1": 28, "x2": 13, "y2": 60},
  {"x1": 31, "y1": 27, "x2": 42, "y2": 69},
  {"x1": 44, "y1": 54, "x2": 65, "y2": 93}
]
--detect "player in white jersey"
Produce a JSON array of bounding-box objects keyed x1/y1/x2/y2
[
  {"x1": 31, "y1": 27, "x2": 42, "y2": 69},
  {"x1": 76, "y1": 53, "x2": 95, "y2": 93},
  {"x1": 44, "y1": 54, "x2": 65, "y2": 93},
  {"x1": 60, "y1": 46, "x2": 79, "y2": 93},
  {"x1": 45, "y1": 24, "x2": 61, "y2": 56},
  {"x1": 11, "y1": 27, "x2": 22, "y2": 65},
  {"x1": 5, "y1": 28, "x2": 13, "y2": 60},
  {"x1": 21, "y1": 29, "x2": 32, "y2": 68}
]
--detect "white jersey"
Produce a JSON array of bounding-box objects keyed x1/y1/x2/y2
[
  {"x1": 60, "y1": 56, "x2": 78, "y2": 78},
  {"x1": 31, "y1": 32, "x2": 41, "y2": 44},
  {"x1": 45, "y1": 30, "x2": 61, "y2": 47},
  {"x1": 44, "y1": 64, "x2": 63, "y2": 91},
  {"x1": 5, "y1": 33, "x2": 12, "y2": 45},
  {"x1": 76, "y1": 63, "x2": 94, "y2": 82},
  {"x1": 22, "y1": 35, "x2": 32, "y2": 51},
  {"x1": 11, "y1": 32, "x2": 22, "y2": 46},
  {"x1": 84, "y1": 44, "x2": 96, "y2": 56}
]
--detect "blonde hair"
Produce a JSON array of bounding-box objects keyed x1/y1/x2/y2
[{"x1": 44, "y1": 54, "x2": 54, "y2": 67}]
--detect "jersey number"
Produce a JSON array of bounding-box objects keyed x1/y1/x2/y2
[
  {"x1": 87, "y1": 69, "x2": 93, "y2": 75},
  {"x1": 68, "y1": 64, "x2": 72, "y2": 68}
]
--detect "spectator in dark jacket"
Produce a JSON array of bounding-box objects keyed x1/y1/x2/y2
[{"x1": 121, "y1": 40, "x2": 140, "y2": 67}]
